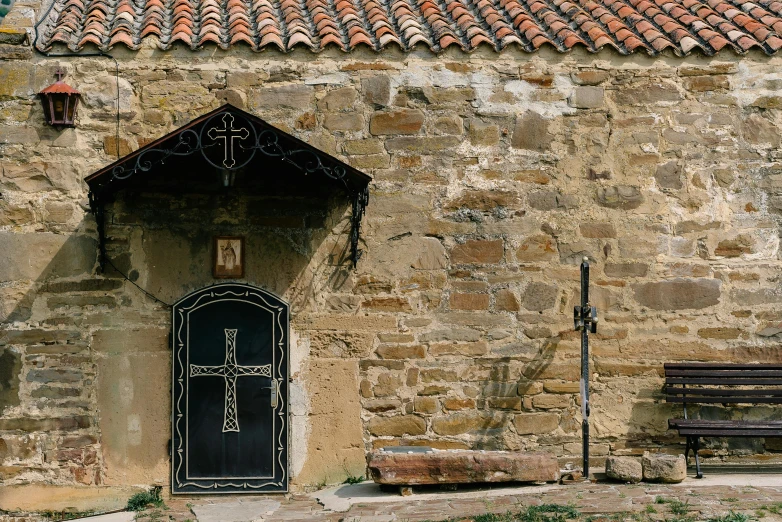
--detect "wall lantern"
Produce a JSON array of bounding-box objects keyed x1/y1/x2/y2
[{"x1": 39, "y1": 68, "x2": 80, "y2": 127}]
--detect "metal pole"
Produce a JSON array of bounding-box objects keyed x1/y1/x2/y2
[{"x1": 574, "y1": 256, "x2": 597, "y2": 480}]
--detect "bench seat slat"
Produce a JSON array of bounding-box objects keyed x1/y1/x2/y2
[
  {"x1": 666, "y1": 378, "x2": 782, "y2": 385},
  {"x1": 665, "y1": 387, "x2": 782, "y2": 396},
  {"x1": 666, "y1": 370, "x2": 782, "y2": 378},
  {"x1": 670, "y1": 419, "x2": 782, "y2": 428},
  {"x1": 665, "y1": 363, "x2": 782, "y2": 370},
  {"x1": 667, "y1": 396, "x2": 782, "y2": 404},
  {"x1": 679, "y1": 428, "x2": 782, "y2": 438}
]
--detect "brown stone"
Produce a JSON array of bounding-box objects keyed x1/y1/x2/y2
[
  {"x1": 513, "y1": 413, "x2": 559, "y2": 435},
  {"x1": 370, "y1": 109, "x2": 424, "y2": 135},
  {"x1": 429, "y1": 341, "x2": 488, "y2": 356},
  {"x1": 431, "y1": 411, "x2": 507, "y2": 435},
  {"x1": 413, "y1": 397, "x2": 438, "y2": 414},
  {"x1": 715, "y1": 236, "x2": 753, "y2": 258},
  {"x1": 633, "y1": 279, "x2": 720, "y2": 310},
  {"x1": 367, "y1": 450, "x2": 559, "y2": 485},
  {"x1": 362, "y1": 76, "x2": 391, "y2": 106},
  {"x1": 495, "y1": 289, "x2": 520, "y2": 311},
  {"x1": 443, "y1": 398, "x2": 475, "y2": 411},
  {"x1": 511, "y1": 111, "x2": 553, "y2": 151},
  {"x1": 450, "y1": 293, "x2": 489, "y2": 310},
  {"x1": 446, "y1": 190, "x2": 520, "y2": 211},
  {"x1": 469, "y1": 120, "x2": 500, "y2": 146},
  {"x1": 363, "y1": 297, "x2": 412, "y2": 312},
  {"x1": 517, "y1": 235, "x2": 557, "y2": 262},
  {"x1": 683, "y1": 75, "x2": 729, "y2": 92},
  {"x1": 324, "y1": 112, "x2": 364, "y2": 132},
  {"x1": 596, "y1": 185, "x2": 643, "y2": 210},
  {"x1": 450, "y1": 240, "x2": 504, "y2": 264},
  {"x1": 376, "y1": 344, "x2": 425, "y2": 359},
  {"x1": 697, "y1": 327, "x2": 742, "y2": 340},
  {"x1": 532, "y1": 394, "x2": 570, "y2": 409},
  {"x1": 580, "y1": 222, "x2": 616, "y2": 238},
  {"x1": 604, "y1": 263, "x2": 648, "y2": 278},
  {"x1": 103, "y1": 136, "x2": 133, "y2": 157},
  {"x1": 521, "y1": 282, "x2": 558, "y2": 311},
  {"x1": 368, "y1": 415, "x2": 426, "y2": 437},
  {"x1": 571, "y1": 70, "x2": 609, "y2": 86}
]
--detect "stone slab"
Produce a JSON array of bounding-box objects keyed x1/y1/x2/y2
[
  {"x1": 73, "y1": 513, "x2": 135, "y2": 522},
  {"x1": 0, "y1": 485, "x2": 143, "y2": 512},
  {"x1": 367, "y1": 450, "x2": 559, "y2": 486},
  {"x1": 191, "y1": 499, "x2": 280, "y2": 522}
]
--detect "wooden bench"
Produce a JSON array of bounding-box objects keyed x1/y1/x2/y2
[{"x1": 664, "y1": 363, "x2": 782, "y2": 478}]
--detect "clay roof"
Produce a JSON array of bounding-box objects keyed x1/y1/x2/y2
[{"x1": 36, "y1": 0, "x2": 782, "y2": 55}]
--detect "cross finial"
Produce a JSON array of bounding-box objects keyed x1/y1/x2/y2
[{"x1": 54, "y1": 67, "x2": 66, "y2": 82}]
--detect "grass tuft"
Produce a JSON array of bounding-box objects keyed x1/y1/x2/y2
[{"x1": 126, "y1": 486, "x2": 165, "y2": 511}]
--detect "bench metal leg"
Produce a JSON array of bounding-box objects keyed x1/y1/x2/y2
[
  {"x1": 692, "y1": 436, "x2": 703, "y2": 479},
  {"x1": 684, "y1": 436, "x2": 691, "y2": 463}
]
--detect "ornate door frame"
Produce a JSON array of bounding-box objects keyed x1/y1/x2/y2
[{"x1": 171, "y1": 282, "x2": 289, "y2": 494}]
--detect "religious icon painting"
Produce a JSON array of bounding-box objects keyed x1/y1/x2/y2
[{"x1": 214, "y1": 236, "x2": 244, "y2": 278}]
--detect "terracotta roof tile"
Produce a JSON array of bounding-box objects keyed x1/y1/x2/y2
[{"x1": 34, "y1": 0, "x2": 782, "y2": 54}]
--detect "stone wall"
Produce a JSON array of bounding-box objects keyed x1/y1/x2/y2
[{"x1": 2, "y1": 11, "x2": 782, "y2": 495}]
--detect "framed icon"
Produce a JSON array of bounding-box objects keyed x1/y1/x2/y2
[{"x1": 214, "y1": 236, "x2": 244, "y2": 278}]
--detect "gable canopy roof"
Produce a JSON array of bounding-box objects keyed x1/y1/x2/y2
[
  {"x1": 86, "y1": 103, "x2": 371, "y2": 269},
  {"x1": 35, "y1": 0, "x2": 782, "y2": 56}
]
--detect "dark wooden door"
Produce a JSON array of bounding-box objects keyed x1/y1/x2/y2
[{"x1": 171, "y1": 283, "x2": 288, "y2": 494}]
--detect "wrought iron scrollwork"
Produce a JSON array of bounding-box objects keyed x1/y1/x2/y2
[
  {"x1": 350, "y1": 186, "x2": 369, "y2": 268},
  {"x1": 90, "y1": 108, "x2": 370, "y2": 272},
  {"x1": 248, "y1": 130, "x2": 348, "y2": 184},
  {"x1": 111, "y1": 129, "x2": 202, "y2": 182}
]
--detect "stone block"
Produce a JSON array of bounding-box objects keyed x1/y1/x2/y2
[
  {"x1": 517, "y1": 235, "x2": 557, "y2": 262},
  {"x1": 324, "y1": 112, "x2": 364, "y2": 132},
  {"x1": 252, "y1": 85, "x2": 313, "y2": 110},
  {"x1": 450, "y1": 293, "x2": 489, "y2": 310},
  {"x1": 532, "y1": 394, "x2": 570, "y2": 409},
  {"x1": 367, "y1": 450, "x2": 559, "y2": 485},
  {"x1": 569, "y1": 87, "x2": 604, "y2": 109},
  {"x1": 521, "y1": 282, "x2": 558, "y2": 311},
  {"x1": 511, "y1": 111, "x2": 553, "y2": 151},
  {"x1": 642, "y1": 452, "x2": 686, "y2": 483},
  {"x1": 605, "y1": 456, "x2": 642, "y2": 483},
  {"x1": 450, "y1": 240, "x2": 504, "y2": 264},
  {"x1": 429, "y1": 341, "x2": 487, "y2": 356},
  {"x1": 431, "y1": 411, "x2": 506, "y2": 435},
  {"x1": 495, "y1": 289, "x2": 520, "y2": 311},
  {"x1": 376, "y1": 344, "x2": 425, "y2": 359},
  {"x1": 469, "y1": 120, "x2": 500, "y2": 146},
  {"x1": 414, "y1": 397, "x2": 438, "y2": 414},
  {"x1": 0, "y1": 62, "x2": 33, "y2": 100},
  {"x1": 571, "y1": 70, "x2": 609, "y2": 86},
  {"x1": 344, "y1": 139, "x2": 384, "y2": 155},
  {"x1": 633, "y1": 279, "x2": 720, "y2": 310},
  {"x1": 363, "y1": 297, "x2": 412, "y2": 312},
  {"x1": 309, "y1": 331, "x2": 373, "y2": 358},
  {"x1": 385, "y1": 136, "x2": 459, "y2": 152},
  {"x1": 0, "y1": 233, "x2": 96, "y2": 283},
  {"x1": 604, "y1": 263, "x2": 648, "y2": 278},
  {"x1": 0, "y1": 28, "x2": 28, "y2": 45},
  {"x1": 0, "y1": 416, "x2": 90, "y2": 431},
  {"x1": 0, "y1": 484, "x2": 142, "y2": 512},
  {"x1": 614, "y1": 84, "x2": 682, "y2": 105},
  {"x1": 580, "y1": 222, "x2": 616, "y2": 238},
  {"x1": 318, "y1": 87, "x2": 358, "y2": 111},
  {"x1": 446, "y1": 190, "x2": 520, "y2": 211},
  {"x1": 596, "y1": 185, "x2": 643, "y2": 210},
  {"x1": 513, "y1": 413, "x2": 558, "y2": 435},
  {"x1": 362, "y1": 75, "x2": 391, "y2": 107},
  {"x1": 370, "y1": 109, "x2": 424, "y2": 135},
  {"x1": 368, "y1": 415, "x2": 426, "y2": 436}
]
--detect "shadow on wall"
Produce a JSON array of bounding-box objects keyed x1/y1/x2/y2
[{"x1": 0, "y1": 184, "x2": 354, "y2": 487}]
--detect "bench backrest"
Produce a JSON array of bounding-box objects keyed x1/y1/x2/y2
[{"x1": 664, "y1": 363, "x2": 782, "y2": 404}]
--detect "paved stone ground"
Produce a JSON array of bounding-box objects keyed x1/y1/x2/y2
[{"x1": 127, "y1": 476, "x2": 782, "y2": 522}]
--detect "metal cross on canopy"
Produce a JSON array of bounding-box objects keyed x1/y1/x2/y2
[
  {"x1": 574, "y1": 257, "x2": 598, "y2": 479},
  {"x1": 189, "y1": 329, "x2": 271, "y2": 432},
  {"x1": 207, "y1": 113, "x2": 250, "y2": 169}
]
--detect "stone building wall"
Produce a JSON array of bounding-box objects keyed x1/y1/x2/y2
[{"x1": 2, "y1": 13, "x2": 782, "y2": 495}]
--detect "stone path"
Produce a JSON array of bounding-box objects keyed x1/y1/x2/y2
[{"x1": 128, "y1": 474, "x2": 782, "y2": 522}]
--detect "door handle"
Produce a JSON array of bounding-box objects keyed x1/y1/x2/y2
[{"x1": 270, "y1": 380, "x2": 278, "y2": 408}]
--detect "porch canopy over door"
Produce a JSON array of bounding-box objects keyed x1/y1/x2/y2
[{"x1": 84, "y1": 103, "x2": 371, "y2": 271}]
